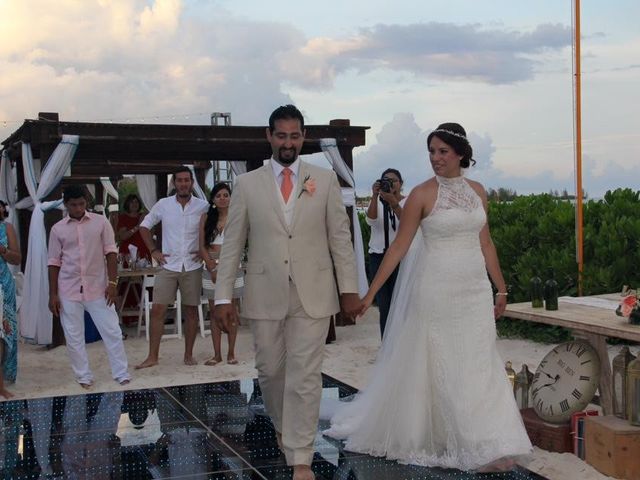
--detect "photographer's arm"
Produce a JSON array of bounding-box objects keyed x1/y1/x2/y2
[
  {"x1": 366, "y1": 181, "x2": 381, "y2": 219},
  {"x1": 391, "y1": 202, "x2": 403, "y2": 219}
]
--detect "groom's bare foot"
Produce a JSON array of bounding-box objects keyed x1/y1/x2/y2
[
  {"x1": 292, "y1": 465, "x2": 314, "y2": 480},
  {"x1": 184, "y1": 356, "x2": 197, "y2": 366},
  {"x1": 135, "y1": 357, "x2": 158, "y2": 369}
]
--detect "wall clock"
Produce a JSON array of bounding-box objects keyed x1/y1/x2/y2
[{"x1": 531, "y1": 340, "x2": 601, "y2": 424}]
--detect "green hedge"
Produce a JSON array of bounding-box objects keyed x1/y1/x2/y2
[{"x1": 359, "y1": 188, "x2": 640, "y2": 343}]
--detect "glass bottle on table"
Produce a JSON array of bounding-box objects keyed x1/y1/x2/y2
[
  {"x1": 544, "y1": 268, "x2": 559, "y2": 311},
  {"x1": 530, "y1": 271, "x2": 544, "y2": 308}
]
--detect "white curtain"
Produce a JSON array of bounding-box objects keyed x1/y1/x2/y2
[
  {"x1": 187, "y1": 165, "x2": 207, "y2": 200},
  {"x1": 0, "y1": 150, "x2": 21, "y2": 252},
  {"x1": 0, "y1": 151, "x2": 21, "y2": 276},
  {"x1": 230, "y1": 161, "x2": 247, "y2": 176},
  {"x1": 320, "y1": 138, "x2": 368, "y2": 297},
  {"x1": 100, "y1": 177, "x2": 119, "y2": 201},
  {"x1": 100, "y1": 177, "x2": 119, "y2": 215},
  {"x1": 19, "y1": 135, "x2": 79, "y2": 345},
  {"x1": 136, "y1": 174, "x2": 157, "y2": 211}
]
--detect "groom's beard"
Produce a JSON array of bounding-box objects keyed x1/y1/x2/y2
[{"x1": 276, "y1": 147, "x2": 298, "y2": 165}]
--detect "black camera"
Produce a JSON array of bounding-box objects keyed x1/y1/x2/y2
[{"x1": 378, "y1": 177, "x2": 393, "y2": 193}]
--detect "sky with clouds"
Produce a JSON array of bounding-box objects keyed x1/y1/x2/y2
[{"x1": 0, "y1": 0, "x2": 638, "y2": 198}]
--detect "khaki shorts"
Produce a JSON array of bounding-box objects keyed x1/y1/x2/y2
[{"x1": 153, "y1": 267, "x2": 202, "y2": 306}]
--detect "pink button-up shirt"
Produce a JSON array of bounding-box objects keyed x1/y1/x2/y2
[{"x1": 47, "y1": 211, "x2": 118, "y2": 301}]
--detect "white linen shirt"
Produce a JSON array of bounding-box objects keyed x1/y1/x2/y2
[{"x1": 140, "y1": 194, "x2": 209, "y2": 272}]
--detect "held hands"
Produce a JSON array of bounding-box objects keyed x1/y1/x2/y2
[
  {"x1": 356, "y1": 294, "x2": 374, "y2": 318},
  {"x1": 3, "y1": 319, "x2": 11, "y2": 335},
  {"x1": 340, "y1": 293, "x2": 363, "y2": 320}
]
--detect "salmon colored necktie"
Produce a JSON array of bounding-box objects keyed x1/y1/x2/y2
[{"x1": 281, "y1": 167, "x2": 293, "y2": 202}]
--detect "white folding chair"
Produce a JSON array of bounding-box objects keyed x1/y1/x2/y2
[
  {"x1": 198, "y1": 295, "x2": 211, "y2": 338},
  {"x1": 137, "y1": 275, "x2": 182, "y2": 340}
]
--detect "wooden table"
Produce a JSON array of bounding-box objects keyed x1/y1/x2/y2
[
  {"x1": 504, "y1": 294, "x2": 640, "y2": 415},
  {"x1": 117, "y1": 267, "x2": 162, "y2": 319}
]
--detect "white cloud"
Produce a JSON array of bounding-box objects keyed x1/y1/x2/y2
[{"x1": 0, "y1": 0, "x2": 637, "y2": 201}]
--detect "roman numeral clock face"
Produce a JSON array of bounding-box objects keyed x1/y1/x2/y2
[{"x1": 531, "y1": 340, "x2": 601, "y2": 423}]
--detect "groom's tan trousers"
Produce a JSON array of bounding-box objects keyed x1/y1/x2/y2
[{"x1": 250, "y1": 281, "x2": 331, "y2": 466}]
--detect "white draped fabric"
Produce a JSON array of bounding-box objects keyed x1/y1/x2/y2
[
  {"x1": 230, "y1": 161, "x2": 247, "y2": 177},
  {"x1": 100, "y1": 177, "x2": 119, "y2": 201},
  {"x1": 0, "y1": 151, "x2": 21, "y2": 274},
  {"x1": 100, "y1": 177, "x2": 119, "y2": 215},
  {"x1": 0, "y1": 151, "x2": 20, "y2": 243},
  {"x1": 19, "y1": 135, "x2": 79, "y2": 344},
  {"x1": 320, "y1": 138, "x2": 368, "y2": 297},
  {"x1": 187, "y1": 165, "x2": 207, "y2": 200},
  {"x1": 136, "y1": 174, "x2": 157, "y2": 211}
]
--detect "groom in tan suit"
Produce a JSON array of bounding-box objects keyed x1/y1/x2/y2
[{"x1": 214, "y1": 105, "x2": 359, "y2": 480}]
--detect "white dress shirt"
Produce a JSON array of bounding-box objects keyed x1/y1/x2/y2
[{"x1": 140, "y1": 194, "x2": 209, "y2": 272}]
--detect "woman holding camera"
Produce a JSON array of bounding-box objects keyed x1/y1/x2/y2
[{"x1": 366, "y1": 168, "x2": 405, "y2": 337}]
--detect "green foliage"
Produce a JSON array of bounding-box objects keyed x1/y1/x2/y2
[
  {"x1": 354, "y1": 191, "x2": 640, "y2": 344},
  {"x1": 117, "y1": 178, "x2": 142, "y2": 212},
  {"x1": 489, "y1": 189, "x2": 640, "y2": 343},
  {"x1": 358, "y1": 211, "x2": 371, "y2": 265}
]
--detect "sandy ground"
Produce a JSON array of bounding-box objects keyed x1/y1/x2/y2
[{"x1": 8, "y1": 307, "x2": 636, "y2": 480}]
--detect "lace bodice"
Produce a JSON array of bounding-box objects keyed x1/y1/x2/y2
[
  {"x1": 422, "y1": 175, "x2": 485, "y2": 248},
  {"x1": 432, "y1": 175, "x2": 481, "y2": 214}
]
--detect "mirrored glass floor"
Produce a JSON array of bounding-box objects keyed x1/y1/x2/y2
[{"x1": 0, "y1": 374, "x2": 548, "y2": 479}]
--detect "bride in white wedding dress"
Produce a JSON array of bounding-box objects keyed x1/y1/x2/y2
[{"x1": 324, "y1": 123, "x2": 532, "y2": 471}]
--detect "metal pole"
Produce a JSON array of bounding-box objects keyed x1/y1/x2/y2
[{"x1": 574, "y1": 0, "x2": 584, "y2": 295}]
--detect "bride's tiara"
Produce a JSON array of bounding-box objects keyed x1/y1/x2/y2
[{"x1": 432, "y1": 129, "x2": 467, "y2": 140}]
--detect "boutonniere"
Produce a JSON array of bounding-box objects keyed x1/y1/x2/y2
[{"x1": 298, "y1": 174, "x2": 316, "y2": 198}]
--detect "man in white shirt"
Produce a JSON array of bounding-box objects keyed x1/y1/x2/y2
[{"x1": 136, "y1": 167, "x2": 209, "y2": 369}]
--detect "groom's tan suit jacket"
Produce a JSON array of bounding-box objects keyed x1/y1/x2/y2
[{"x1": 215, "y1": 160, "x2": 358, "y2": 315}]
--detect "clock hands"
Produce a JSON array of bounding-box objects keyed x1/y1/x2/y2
[
  {"x1": 539, "y1": 369, "x2": 556, "y2": 381},
  {"x1": 532, "y1": 374, "x2": 561, "y2": 396}
]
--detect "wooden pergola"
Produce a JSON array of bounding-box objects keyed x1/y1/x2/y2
[
  {"x1": 1, "y1": 112, "x2": 368, "y2": 250},
  {"x1": 1, "y1": 112, "x2": 369, "y2": 342}
]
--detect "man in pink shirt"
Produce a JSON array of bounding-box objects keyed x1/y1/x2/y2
[{"x1": 48, "y1": 185, "x2": 131, "y2": 389}]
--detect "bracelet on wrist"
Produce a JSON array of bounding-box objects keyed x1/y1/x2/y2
[
  {"x1": 495, "y1": 292, "x2": 508, "y2": 297},
  {"x1": 108, "y1": 280, "x2": 118, "y2": 287}
]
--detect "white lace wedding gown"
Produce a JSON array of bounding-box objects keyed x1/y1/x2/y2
[{"x1": 324, "y1": 175, "x2": 532, "y2": 470}]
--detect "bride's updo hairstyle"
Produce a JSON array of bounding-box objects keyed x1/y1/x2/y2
[{"x1": 427, "y1": 122, "x2": 476, "y2": 168}]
